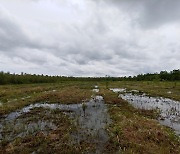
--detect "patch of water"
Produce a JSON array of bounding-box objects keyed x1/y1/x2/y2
[
  {"x1": 130, "y1": 90, "x2": 139, "y2": 93},
  {"x1": 0, "y1": 96, "x2": 111, "y2": 153},
  {"x1": 110, "y1": 88, "x2": 126, "y2": 93},
  {"x1": 4, "y1": 103, "x2": 82, "y2": 121},
  {"x1": 120, "y1": 93, "x2": 180, "y2": 135},
  {"x1": 68, "y1": 96, "x2": 111, "y2": 153},
  {"x1": 0, "y1": 120, "x2": 57, "y2": 141},
  {"x1": 94, "y1": 85, "x2": 99, "y2": 89},
  {"x1": 93, "y1": 85, "x2": 99, "y2": 93},
  {"x1": 93, "y1": 89, "x2": 99, "y2": 92}
]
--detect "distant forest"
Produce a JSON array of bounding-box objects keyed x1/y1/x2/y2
[{"x1": 0, "y1": 69, "x2": 179, "y2": 85}]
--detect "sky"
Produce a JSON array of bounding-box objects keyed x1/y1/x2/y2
[{"x1": 0, "y1": 0, "x2": 179, "y2": 77}]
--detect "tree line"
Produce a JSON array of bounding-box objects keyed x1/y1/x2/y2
[
  {"x1": 0, "y1": 72, "x2": 119, "y2": 85},
  {"x1": 126, "y1": 69, "x2": 180, "y2": 81},
  {"x1": 0, "y1": 69, "x2": 179, "y2": 85}
]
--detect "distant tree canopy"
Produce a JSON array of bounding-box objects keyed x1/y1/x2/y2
[
  {"x1": 131, "y1": 69, "x2": 180, "y2": 81},
  {"x1": 0, "y1": 69, "x2": 179, "y2": 85},
  {"x1": 0, "y1": 72, "x2": 120, "y2": 85}
]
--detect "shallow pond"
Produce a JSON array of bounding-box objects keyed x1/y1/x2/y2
[
  {"x1": 119, "y1": 92, "x2": 180, "y2": 135},
  {"x1": 0, "y1": 95, "x2": 111, "y2": 153}
]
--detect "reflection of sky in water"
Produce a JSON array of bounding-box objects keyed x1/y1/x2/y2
[
  {"x1": 93, "y1": 89, "x2": 99, "y2": 92},
  {"x1": 0, "y1": 95, "x2": 111, "y2": 153},
  {"x1": 120, "y1": 93, "x2": 180, "y2": 135},
  {"x1": 110, "y1": 88, "x2": 126, "y2": 93},
  {"x1": 93, "y1": 85, "x2": 99, "y2": 92}
]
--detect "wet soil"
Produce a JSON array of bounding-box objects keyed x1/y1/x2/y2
[
  {"x1": 118, "y1": 91, "x2": 180, "y2": 135},
  {"x1": 0, "y1": 92, "x2": 111, "y2": 153}
]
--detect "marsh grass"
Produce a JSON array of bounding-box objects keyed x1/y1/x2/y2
[
  {"x1": 0, "y1": 81, "x2": 179, "y2": 153},
  {"x1": 0, "y1": 82, "x2": 94, "y2": 115},
  {"x1": 0, "y1": 107, "x2": 96, "y2": 153},
  {"x1": 101, "y1": 88, "x2": 180, "y2": 153},
  {"x1": 106, "y1": 81, "x2": 180, "y2": 101}
]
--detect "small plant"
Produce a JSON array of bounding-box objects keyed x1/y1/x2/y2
[
  {"x1": 82, "y1": 103, "x2": 87, "y2": 116},
  {"x1": 106, "y1": 81, "x2": 109, "y2": 89}
]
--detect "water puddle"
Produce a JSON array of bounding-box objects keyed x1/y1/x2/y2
[
  {"x1": 0, "y1": 107, "x2": 59, "y2": 142},
  {"x1": 93, "y1": 85, "x2": 99, "y2": 92},
  {"x1": 0, "y1": 119, "x2": 57, "y2": 142},
  {"x1": 119, "y1": 92, "x2": 180, "y2": 135},
  {"x1": 94, "y1": 85, "x2": 99, "y2": 89},
  {"x1": 0, "y1": 96, "x2": 111, "y2": 152},
  {"x1": 71, "y1": 96, "x2": 111, "y2": 152},
  {"x1": 93, "y1": 89, "x2": 99, "y2": 92},
  {"x1": 110, "y1": 88, "x2": 126, "y2": 93}
]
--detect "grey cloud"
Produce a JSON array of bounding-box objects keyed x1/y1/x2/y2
[
  {"x1": 0, "y1": 13, "x2": 29, "y2": 51},
  {"x1": 0, "y1": 6, "x2": 58, "y2": 53},
  {"x1": 139, "y1": 0, "x2": 180, "y2": 28},
  {"x1": 101, "y1": 0, "x2": 180, "y2": 28},
  {"x1": 0, "y1": 0, "x2": 179, "y2": 76},
  {"x1": 0, "y1": 11, "x2": 43, "y2": 52}
]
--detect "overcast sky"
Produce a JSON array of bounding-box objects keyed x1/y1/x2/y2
[{"x1": 0, "y1": 0, "x2": 179, "y2": 77}]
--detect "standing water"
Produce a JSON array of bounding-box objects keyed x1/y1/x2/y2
[
  {"x1": 0, "y1": 93, "x2": 111, "y2": 153},
  {"x1": 119, "y1": 92, "x2": 180, "y2": 135},
  {"x1": 93, "y1": 85, "x2": 100, "y2": 93}
]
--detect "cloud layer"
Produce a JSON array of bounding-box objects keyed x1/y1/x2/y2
[{"x1": 0, "y1": 0, "x2": 179, "y2": 76}]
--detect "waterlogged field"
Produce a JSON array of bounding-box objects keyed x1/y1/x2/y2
[{"x1": 0, "y1": 81, "x2": 180, "y2": 153}]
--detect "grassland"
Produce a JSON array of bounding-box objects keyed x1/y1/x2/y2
[
  {"x1": 0, "y1": 81, "x2": 180, "y2": 153},
  {"x1": 0, "y1": 81, "x2": 95, "y2": 115},
  {"x1": 99, "y1": 88, "x2": 180, "y2": 153}
]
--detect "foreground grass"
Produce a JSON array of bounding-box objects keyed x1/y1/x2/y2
[{"x1": 99, "y1": 88, "x2": 180, "y2": 153}]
